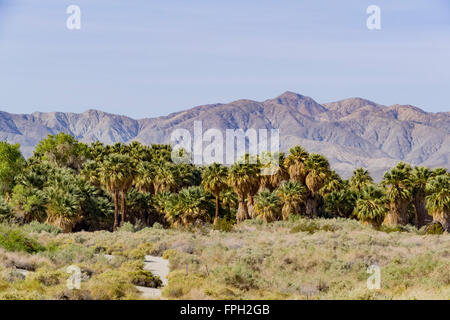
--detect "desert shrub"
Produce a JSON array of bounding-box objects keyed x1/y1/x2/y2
[
  {"x1": 161, "y1": 270, "x2": 205, "y2": 298},
  {"x1": 163, "y1": 284, "x2": 184, "y2": 298},
  {"x1": 118, "y1": 222, "x2": 136, "y2": 233},
  {"x1": 378, "y1": 225, "x2": 409, "y2": 233},
  {"x1": 1, "y1": 269, "x2": 26, "y2": 282},
  {"x1": 120, "y1": 259, "x2": 144, "y2": 272},
  {"x1": 152, "y1": 222, "x2": 164, "y2": 229},
  {"x1": 86, "y1": 270, "x2": 138, "y2": 300},
  {"x1": 0, "y1": 249, "x2": 50, "y2": 271},
  {"x1": 162, "y1": 249, "x2": 178, "y2": 261},
  {"x1": 424, "y1": 222, "x2": 444, "y2": 235},
  {"x1": 213, "y1": 217, "x2": 234, "y2": 232},
  {"x1": 163, "y1": 249, "x2": 200, "y2": 270},
  {"x1": 0, "y1": 225, "x2": 45, "y2": 253},
  {"x1": 289, "y1": 220, "x2": 337, "y2": 234},
  {"x1": 221, "y1": 264, "x2": 260, "y2": 291},
  {"x1": 30, "y1": 267, "x2": 65, "y2": 286},
  {"x1": 127, "y1": 242, "x2": 156, "y2": 260},
  {"x1": 129, "y1": 270, "x2": 162, "y2": 288},
  {"x1": 53, "y1": 288, "x2": 92, "y2": 300},
  {"x1": 40, "y1": 243, "x2": 95, "y2": 266},
  {"x1": 382, "y1": 254, "x2": 444, "y2": 290},
  {"x1": 0, "y1": 289, "x2": 44, "y2": 300},
  {"x1": 23, "y1": 221, "x2": 62, "y2": 235}
]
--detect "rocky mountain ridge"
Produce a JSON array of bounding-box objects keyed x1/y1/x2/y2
[{"x1": 0, "y1": 91, "x2": 448, "y2": 180}]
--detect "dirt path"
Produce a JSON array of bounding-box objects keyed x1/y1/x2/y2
[
  {"x1": 135, "y1": 255, "x2": 170, "y2": 299},
  {"x1": 14, "y1": 254, "x2": 170, "y2": 300}
]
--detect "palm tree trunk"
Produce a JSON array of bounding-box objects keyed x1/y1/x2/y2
[
  {"x1": 236, "y1": 200, "x2": 248, "y2": 223},
  {"x1": 281, "y1": 201, "x2": 298, "y2": 220},
  {"x1": 384, "y1": 200, "x2": 409, "y2": 226},
  {"x1": 120, "y1": 190, "x2": 127, "y2": 226},
  {"x1": 414, "y1": 194, "x2": 431, "y2": 228},
  {"x1": 433, "y1": 211, "x2": 450, "y2": 232},
  {"x1": 306, "y1": 196, "x2": 318, "y2": 217},
  {"x1": 289, "y1": 164, "x2": 306, "y2": 184},
  {"x1": 214, "y1": 195, "x2": 220, "y2": 225},
  {"x1": 113, "y1": 191, "x2": 119, "y2": 231},
  {"x1": 247, "y1": 195, "x2": 256, "y2": 219}
]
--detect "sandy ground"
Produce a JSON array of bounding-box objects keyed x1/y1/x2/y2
[{"x1": 135, "y1": 255, "x2": 170, "y2": 299}]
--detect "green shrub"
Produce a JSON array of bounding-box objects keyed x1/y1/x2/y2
[
  {"x1": 213, "y1": 217, "x2": 234, "y2": 232},
  {"x1": 290, "y1": 220, "x2": 337, "y2": 234},
  {"x1": 152, "y1": 222, "x2": 164, "y2": 229},
  {"x1": 31, "y1": 268, "x2": 65, "y2": 286},
  {"x1": 117, "y1": 222, "x2": 136, "y2": 233},
  {"x1": 0, "y1": 225, "x2": 45, "y2": 253},
  {"x1": 127, "y1": 242, "x2": 156, "y2": 260},
  {"x1": 0, "y1": 198, "x2": 12, "y2": 222},
  {"x1": 87, "y1": 271, "x2": 138, "y2": 300},
  {"x1": 424, "y1": 222, "x2": 444, "y2": 235},
  {"x1": 23, "y1": 221, "x2": 62, "y2": 235},
  {"x1": 1, "y1": 269, "x2": 26, "y2": 282},
  {"x1": 129, "y1": 270, "x2": 162, "y2": 288},
  {"x1": 221, "y1": 264, "x2": 259, "y2": 291},
  {"x1": 378, "y1": 225, "x2": 409, "y2": 234}
]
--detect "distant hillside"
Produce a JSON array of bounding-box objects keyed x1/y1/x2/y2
[{"x1": 0, "y1": 91, "x2": 449, "y2": 180}]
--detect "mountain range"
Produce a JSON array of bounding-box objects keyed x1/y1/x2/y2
[{"x1": 0, "y1": 91, "x2": 449, "y2": 180}]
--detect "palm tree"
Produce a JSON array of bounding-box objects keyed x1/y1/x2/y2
[
  {"x1": 321, "y1": 170, "x2": 345, "y2": 196},
  {"x1": 160, "y1": 193, "x2": 182, "y2": 227},
  {"x1": 80, "y1": 160, "x2": 101, "y2": 188},
  {"x1": 381, "y1": 162, "x2": 413, "y2": 226},
  {"x1": 354, "y1": 185, "x2": 388, "y2": 228},
  {"x1": 425, "y1": 175, "x2": 450, "y2": 231},
  {"x1": 220, "y1": 187, "x2": 238, "y2": 219},
  {"x1": 175, "y1": 186, "x2": 211, "y2": 227},
  {"x1": 43, "y1": 169, "x2": 85, "y2": 232},
  {"x1": 269, "y1": 152, "x2": 289, "y2": 190},
  {"x1": 411, "y1": 166, "x2": 432, "y2": 228},
  {"x1": 228, "y1": 160, "x2": 259, "y2": 223},
  {"x1": 44, "y1": 185, "x2": 82, "y2": 232},
  {"x1": 276, "y1": 181, "x2": 306, "y2": 219},
  {"x1": 174, "y1": 163, "x2": 202, "y2": 191},
  {"x1": 254, "y1": 190, "x2": 281, "y2": 223},
  {"x1": 202, "y1": 163, "x2": 228, "y2": 225},
  {"x1": 128, "y1": 141, "x2": 152, "y2": 162},
  {"x1": 431, "y1": 168, "x2": 448, "y2": 177},
  {"x1": 153, "y1": 163, "x2": 177, "y2": 194},
  {"x1": 118, "y1": 159, "x2": 137, "y2": 227},
  {"x1": 324, "y1": 190, "x2": 357, "y2": 218},
  {"x1": 304, "y1": 154, "x2": 330, "y2": 217},
  {"x1": 259, "y1": 152, "x2": 289, "y2": 191},
  {"x1": 100, "y1": 154, "x2": 132, "y2": 231},
  {"x1": 153, "y1": 191, "x2": 174, "y2": 221},
  {"x1": 349, "y1": 168, "x2": 373, "y2": 192},
  {"x1": 134, "y1": 161, "x2": 155, "y2": 194},
  {"x1": 285, "y1": 146, "x2": 309, "y2": 184}
]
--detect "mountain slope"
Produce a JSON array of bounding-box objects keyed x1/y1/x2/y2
[{"x1": 0, "y1": 92, "x2": 448, "y2": 180}]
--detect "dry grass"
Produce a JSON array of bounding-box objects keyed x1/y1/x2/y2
[{"x1": 0, "y1": 218, "x2": 448, "y2": 300}]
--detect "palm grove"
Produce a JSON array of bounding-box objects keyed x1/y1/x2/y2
[{"x1": 0, "y1": 133, "x2": 448, "y2": 233}]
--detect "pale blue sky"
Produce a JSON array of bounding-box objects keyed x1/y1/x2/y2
[{"x1": 0, "y1": 0, "x2": 449, "y2": 118}]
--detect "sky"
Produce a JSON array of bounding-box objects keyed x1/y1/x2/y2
[{"x1": 0, "y1": 0, "x2": 449, "y2": 118}]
